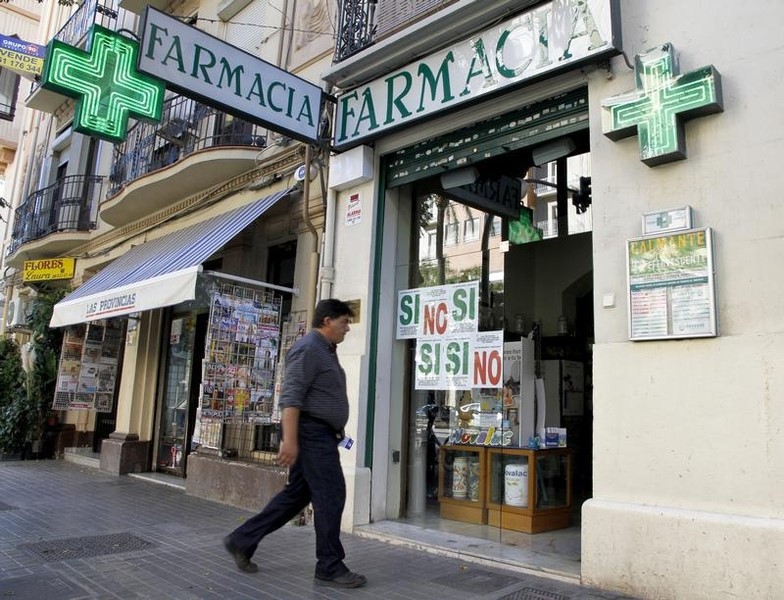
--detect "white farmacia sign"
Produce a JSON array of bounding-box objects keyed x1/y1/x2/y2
[
  {"x1": 138, "y1": 7, "x2": 324, "y2": 143},
  {"x1": 334, "y1": 0, "x2": 619, "y2": 148}
]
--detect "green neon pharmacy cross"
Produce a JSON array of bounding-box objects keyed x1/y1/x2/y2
[
  {"x1": 40, "y1": 25, "x2": 164, "y2": 144},
  {"x1": 602, "y1": 43, "x2": 723, "y2": 167}
]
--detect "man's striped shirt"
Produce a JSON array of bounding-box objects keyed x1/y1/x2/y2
[{"x1": 277, "y1": 329, "x2": 348, "y2": 431}]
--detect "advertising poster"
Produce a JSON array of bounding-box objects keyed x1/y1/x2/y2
[
  {"x1": 415, "y1": 331, "x2": 504, "y2": 390},
  {"x1": 52, "y1": 321, "x2": 123, "y2": 412},
  {"x1": 404, "y1": 281, "x2": 497, "y2": 390},
  {"x1": 627, "y1": 228, "x2": 717, "y2": 340},
  {"x1": 396, "y1": 281, "x2": 478, "y2": 339},
  {"x1": 473, "y1": 331, "x2": 504, "y2": 389},
  {"x1": 0, "y1": 34, "x2": 46, "y2": 78}
]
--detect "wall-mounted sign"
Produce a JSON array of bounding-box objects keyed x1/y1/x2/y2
[
  {"x1": 602, "y1": 43, "x2": 723, "y2": 166},
  {"x1": 397, "y1": 281, "x2": 479, "y2": 340},
  {"x1": 138, "y1": 7, "x2": 324, "y2": 144},
  {"x1": 345, "y1": 192, "x2": 362, "y2": 226},
  {"x1": 334, "y1": 0, "x2": 620, "y2": 149},
  {"x1": 396, "y1": 281, "x2": 504, "y2": 390},
  {"x1": 0, "y1": 34, "x2": 46, "y2": 78},
  {"x1": 445, "y1": 176, "x2": 522, "y2": 219},
  {"x1": 23, "y1": 257, "x2": 75, "y2": 283},
  {"x1": 642, "y1": 206, "x2": 693, "y2": 236},
  {"x1": 626, "y1": 228, "x2": 717, "y2": 340},
  {"x1": 39, "y1": 26, "x2": 165, "y2": 143}
]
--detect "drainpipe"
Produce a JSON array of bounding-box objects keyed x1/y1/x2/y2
[
  {"x1": 318, "y1": 165, "x2": 336, "y2": 301},
  {"x1": 277, "y1": 0, "x2": 289, "y2": 67},
  {"x1": 263, "y1": 0, "x2": 290, "y2": 147},
  {"x1": 302, "y1": 145, "x2": 319, "y2": 324},
  {"x1": 316, "y1": 83, "x2": 336, "y2": 302}
]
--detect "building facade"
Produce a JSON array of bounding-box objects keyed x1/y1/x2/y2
[
  {"x1": 321, "y1": 1, "x2": 784, "y2": 598},
  {"x1": 1, "y1": 0, "x2": 337, "y2": 502},
  {"x1": 2, "y1": 1, "x2": 782, "y2": 598},
  {"x1": 0, "y1": 0, "x2": 44, "y2": 321}
]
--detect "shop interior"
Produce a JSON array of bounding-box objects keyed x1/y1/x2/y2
[{"x1": 387, "y1": 129, "x2": 594, "y2": 579}]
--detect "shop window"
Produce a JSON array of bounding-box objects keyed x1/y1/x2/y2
[{"x1": 463, "y1": 217, "x2": 480, "y2": 242}]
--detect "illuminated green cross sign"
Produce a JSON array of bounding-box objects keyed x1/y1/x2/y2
[
  {"x1": 40, "y1": 26, "x2": 164, "y2": 144},
  {"x1": 601, "y1": 43, "x2": 723, "y2": 167}
]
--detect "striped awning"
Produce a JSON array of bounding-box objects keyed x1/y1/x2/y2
[{"x1": 50, "y1": 189, "x2": 291, "y2": 327}]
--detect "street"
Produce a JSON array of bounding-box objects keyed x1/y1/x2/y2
[{"x1": 0, "y1": 460, "x2": 636, "y2": 599}]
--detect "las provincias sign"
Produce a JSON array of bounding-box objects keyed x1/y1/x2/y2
[
  {"x1": 334, "y1": 0, "x2": 620, "y2": 149},
  {"x1": 138, "y1": 7, "x2": 324, "y2": 144}
]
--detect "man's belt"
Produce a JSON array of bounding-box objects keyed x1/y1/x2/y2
[{"x1": 300, "y1": 412, "x2": 345, "y2": 441}]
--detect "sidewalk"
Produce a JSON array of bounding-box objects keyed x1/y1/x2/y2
[{"x1": 0, "y1": 460, "x2": 636, "y2": 600}]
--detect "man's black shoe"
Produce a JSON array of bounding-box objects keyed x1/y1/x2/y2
[
  {"x1": 223, "y1": 536, "x2": 258, "y2": 573},
  {"x1": 315, "y1": 571, "x2": 367, "y2": 588}
]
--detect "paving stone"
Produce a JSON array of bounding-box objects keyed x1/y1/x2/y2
[{"x1": 0, "y1": 461, "x2": 637, "y2": 600}]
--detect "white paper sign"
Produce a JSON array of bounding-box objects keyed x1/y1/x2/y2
[
  {"x1": 396, "y1": 281, "x2": 478, "y2": 339},
  {"x1": 345, "y1": 193, "x2": 362, "y2": 226}
]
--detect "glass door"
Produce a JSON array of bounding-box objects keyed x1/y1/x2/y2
[{"x1": 156, "y1": 313, "x2": 198, "y2": 475}]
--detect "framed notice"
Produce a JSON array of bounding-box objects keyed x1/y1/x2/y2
[{"x1": 626, "y1": 228, "x2": 717, "y2": 341}]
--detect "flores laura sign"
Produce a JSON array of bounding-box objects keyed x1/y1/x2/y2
[
  {"x1": 334, "y1": 0, "x2": 620, "y2": 149},
  {"x1": 138, "y1": 7, "x2": 324, "y2": 143},
  {"x1": 23, "y1": 257, "x2": 75, "y2": 283}
]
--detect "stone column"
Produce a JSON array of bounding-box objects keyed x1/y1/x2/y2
[{"x1": 100, "y1": 311, "x2": 163, "y2": 474}]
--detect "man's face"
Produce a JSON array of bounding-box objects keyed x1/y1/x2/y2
[{"x1": 322, "y1": 315, "x2": 351, "y2": 344}]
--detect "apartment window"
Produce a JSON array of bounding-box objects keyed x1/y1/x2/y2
[
  {"x1": 463, "y1": 217, "x2": 480, "y2": 242},
  {"x1": 444, "y1": 222, "x2": 458, "y2": 246},
  {"x1": 489, "y1": 216, "x2": 502, "y2": 236},
  {"x1": 0, "y1": 67, "x2": 20, "y2": 121},
  {"x1": 419, "y1": 229, "x2": 436, "y2": 259}
]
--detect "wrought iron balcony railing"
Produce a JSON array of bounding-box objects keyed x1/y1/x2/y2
[
  {"x1": 8, "y1": 175, "x2": 101, "y2": 256},
  {"x1": 29, "y1": 0, "x2": 121, "y2": 97},
  {"x1": 335, "y1": 0, "x2": 378, "y2": 62},
  {"x1": 54, "y1": 0, "x2": 119, "y2": 47},
  {"x1": 107, "y1": 95, "x2": 267, "y2": 198},
  {"x1": 334, "y1": 0, "x2": 456, "y2": 62}
]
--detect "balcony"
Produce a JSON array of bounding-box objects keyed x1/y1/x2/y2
[
  {"x1": 327, "y1": 0, "x2": 538, "y2": 88},
  {"x1": 25, "y1": 0, "x2": 129, "y2": 113},
  {"x1": 6, "y1": 175, "x2": 101, "y2": 267},
  {"x1": 101, "y1": 95, "x2": 268, "y2": 226}
]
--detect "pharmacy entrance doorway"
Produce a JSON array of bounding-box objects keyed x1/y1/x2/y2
[{"x1": 391, "y1": 123, "x2": 594, "y2": 578}]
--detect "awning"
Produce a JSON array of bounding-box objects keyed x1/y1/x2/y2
[{"x1": 50, "y1": 189, "x2": 291, "y2": 327}]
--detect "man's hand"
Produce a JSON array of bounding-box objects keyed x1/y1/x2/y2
[
  {"x1": 276, "y1": 438, "x2": 299, "y2": 467},
  {"x1": 276, "y1": 407, "x2": 300, "y2": 467}
]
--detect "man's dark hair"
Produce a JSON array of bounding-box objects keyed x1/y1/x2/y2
[{"x1": 312, "y1": 299, "x2": 354, "y2": 329}]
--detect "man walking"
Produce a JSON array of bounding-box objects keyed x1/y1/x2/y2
[{"x1": 223, "y1": 299, "x2": 366, "y2": 588}]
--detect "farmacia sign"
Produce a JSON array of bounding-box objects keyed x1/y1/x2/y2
[
  {"x1": 334, "y1": 0, "x2": 620, "y2": 149},
  {"x1": 138, "y1": 7, "x2": 323, "y2": 143}
]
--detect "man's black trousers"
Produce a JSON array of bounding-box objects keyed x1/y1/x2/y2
[{"x1": 226, "y1": 417, "x2": 348, "y2": 579}]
